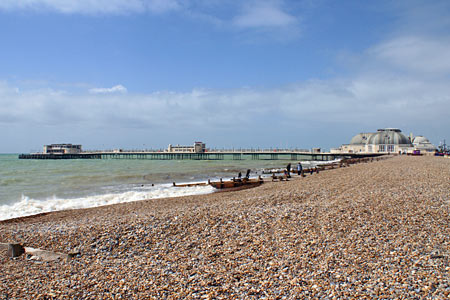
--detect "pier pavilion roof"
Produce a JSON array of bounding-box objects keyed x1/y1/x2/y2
[
  {"x1": 367, "y1": 128, "x2": 412, "y2": 145},
  {"x1": 349, "y1": 133, "x2": 374, "y2": 145}
]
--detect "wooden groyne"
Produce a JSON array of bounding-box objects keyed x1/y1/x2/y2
[
  {"x1": 172, "y1": 156, "x2": 388, "y2": 191},
  {"x1": 174, "y1": 177, "x2": 264, "y2": 191},
  {"x1": 1, "y1": 242, "x2": 79, "y2": 261}
]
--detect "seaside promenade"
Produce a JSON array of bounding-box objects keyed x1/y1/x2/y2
[{"x1": 1, "y1": 155, "x2": 450, "y2": 298}]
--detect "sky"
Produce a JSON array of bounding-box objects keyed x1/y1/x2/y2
[{"x1": 0, "y1": 0, "x2": 449, "y2": 153}]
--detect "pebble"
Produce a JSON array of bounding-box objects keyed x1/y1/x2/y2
[{"x1": 1, "y1": 156, "x2": 449, "y2": 299}]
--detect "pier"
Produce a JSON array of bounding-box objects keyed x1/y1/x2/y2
[{"x1": 18, "y1": 150, "x2": 383, "y2": 161}]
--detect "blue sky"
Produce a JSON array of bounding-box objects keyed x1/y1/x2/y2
[{"x1": 0, "y1": 0, "x2": 449, "y2": 153}]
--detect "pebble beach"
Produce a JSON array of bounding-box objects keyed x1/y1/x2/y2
[{"x1": 1, "y1": 155, "x2": 450, "y2": 299}]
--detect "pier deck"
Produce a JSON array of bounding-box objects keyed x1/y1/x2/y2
[{"x1": 18, "y1": 151, "x2": 383, "y2": 161}]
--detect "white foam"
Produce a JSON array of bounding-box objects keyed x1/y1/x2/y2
[
  {"x1": 0, "y1": 184, "x2": 215, "y2": 221},
  {"x1": 312, "y1": 158, "x2": 342, "y2": 166}
]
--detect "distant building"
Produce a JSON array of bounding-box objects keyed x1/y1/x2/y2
[
  {"x1": 167, "y1": 142, "x2": 206, "y2": 153},
  {"x1": 331, "y1": 128, "x2": 436, "y2": 154},
  {"x1": 43, "y1": 144, "x2": 82, "y2": 154},
  {"x1": 412, "y1": 136, "x2": 437, "y2": 153}
]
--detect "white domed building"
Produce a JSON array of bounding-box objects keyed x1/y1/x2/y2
[
  {"x1": 412, "y1": 136, "x2": 437, "y2": 153},
  {"x1": 332, "y1": 128, "x2": 436, "y2": 154}
]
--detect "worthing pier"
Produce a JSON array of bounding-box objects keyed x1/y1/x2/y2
[{"x1": 18, "y1": 143, "x2": 382, "y2": 161}]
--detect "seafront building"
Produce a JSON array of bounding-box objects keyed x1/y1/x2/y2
[
  {"x1": 331, "y1": 128, "x2": 436, "y2": 154},
  {"x1": 412, "y1": 136, "x2": 437, "y2": 153}
]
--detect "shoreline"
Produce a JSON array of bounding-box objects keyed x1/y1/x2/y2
[
  {"x1": 0, "y1": 173, "x2": 283, "y2": 224},
  {"x1": 2, "y1": 156, "x2": 450, "y2": 298},
  {"x1": 0, "y1": 158, "x2": 326, "y2": 222},
  {"x1": 0, "y1": 157, "x2": 355, "y2": 223}
]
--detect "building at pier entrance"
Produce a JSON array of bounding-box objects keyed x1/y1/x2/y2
[{"x1": 331, "y1": 128, "x2": 436, "y2": 154}]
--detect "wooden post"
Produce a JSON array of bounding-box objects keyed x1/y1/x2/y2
[{"x1": 7, "y1": 244, "x2": 25, "y2": 258}]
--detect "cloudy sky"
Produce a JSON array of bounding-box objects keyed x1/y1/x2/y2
[{"x1": 1, "y1": 0, "x2": 449, "y2": 153}]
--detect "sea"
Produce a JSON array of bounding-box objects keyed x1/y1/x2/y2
[{"x1": 0, "y1": 154, "x2": 323, "y2": 221}]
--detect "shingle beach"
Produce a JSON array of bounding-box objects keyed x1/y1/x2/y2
[{"x1": 1, "y1": 155, "x2": 450, "y2": 299}]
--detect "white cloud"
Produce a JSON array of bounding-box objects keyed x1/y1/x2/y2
[
  {"x1": 369, "y1": 36, "x2": 450, "y2": 75},
  {"x1": 1, "y1": 72, "x2": 449, "y2": 132},
  {"x1": 0, "y1": 0, "x2": 301, "y2": 39},
  {"x1": 89, "y1": 85, "x2": 127, "y2": 94},
  {"x1": 0, "y1": 0, "x2": 180, "y2": 14},
  {"x1": 233, "y1": 0, "x2": 297, "y2": 29},
  {"x1": 1, "y1": 62, "x2": 449, "y2": 151},
  {"x1": 2, "y1": 28, "x2": 450, "y2": 150},
  {"x1": 0, "y1": 0, "x2": 298, "y2": 30},
  {"x1": 3, "y1": 27, "x2": 450, "y2": 134}
]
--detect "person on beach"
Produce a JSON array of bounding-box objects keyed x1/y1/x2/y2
[
  {"x1": 297, "y1": 162, "x2": 302, "y2": 175},
  {"x1": 286, "y1": 163, "x2": 291, "y2": 178}
]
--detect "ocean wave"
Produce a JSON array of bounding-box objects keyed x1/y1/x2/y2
[{"x1": 0, "y1": 184, "x2": 215, "y2": 221}]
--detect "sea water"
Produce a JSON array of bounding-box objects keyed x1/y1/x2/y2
[{"x1": 0, "y1": 154, "x2": 320, "y2": 221}]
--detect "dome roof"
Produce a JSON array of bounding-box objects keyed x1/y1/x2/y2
[
  {"x1": 412, "y1": 135, "x2": 436, "y2": 151},
  {"x1": 367, "y1": 129, "x2": 412, "y2": 145},
  {"x1": 350, "y1": 133, "x2": 373, "y2": 145},
  {"x1": 413, "y1": 136, "x2": 430, "y2": 144}
]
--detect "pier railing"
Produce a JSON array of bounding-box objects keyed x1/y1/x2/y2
[{"x1": 80, "y1": 148, "x2": 312, "y2": 154}]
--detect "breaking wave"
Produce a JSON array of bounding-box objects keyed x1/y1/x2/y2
[{"x1": 0, "y1": 184, "x2": 215, "y2": 221}]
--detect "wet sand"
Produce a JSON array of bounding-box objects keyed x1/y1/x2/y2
[{"x1": 1, "y1": 155, "x2": 450, "y2": 299}]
